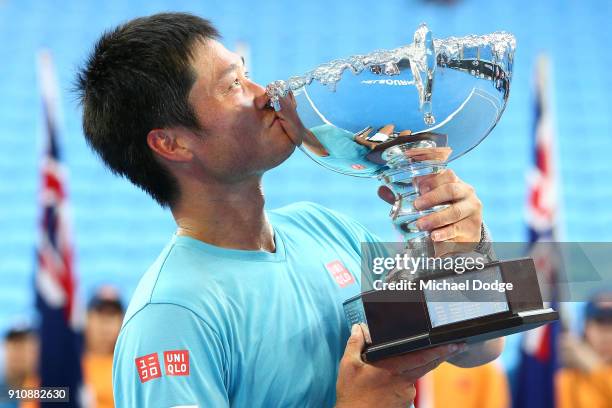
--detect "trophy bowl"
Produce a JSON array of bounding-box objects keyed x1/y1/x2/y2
[
  {"x1": 267, "y1": 24, "x2": 515, "y2": 241},
  {"x1": 266, "y1": 24, "x2": 513, "y2": 170},
  {"x1": 267, "y1": 25, "x2": 558, "y2": 361}
]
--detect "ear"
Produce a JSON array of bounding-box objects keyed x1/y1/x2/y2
[{"x1": 146, "y1": 129, "x2": 193, "y2": 162}]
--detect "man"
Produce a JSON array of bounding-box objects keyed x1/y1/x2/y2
[
  {"x1": 0, "y1": 324, "x2": 39, "y2": 408},
  {"x1": 557, "y1": 292, "x2": 612, "y2": 407},
  {"x1": 83, "y1": 287, "x2": 124, "y2": 408},
  {"x1": 76, "y1": 12, "x2": 503, "y2": 407}
]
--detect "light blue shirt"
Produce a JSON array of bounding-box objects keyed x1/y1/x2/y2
[{"x1": 113, "y1": 202, "x2": 380, "y2": 407}]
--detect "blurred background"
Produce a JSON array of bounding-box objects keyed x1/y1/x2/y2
[{"x1": 1, "y1": 0, "x2": 611, "y2": 407}]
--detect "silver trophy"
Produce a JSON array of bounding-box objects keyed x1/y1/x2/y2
[{"x1": 267, "y1": 25, "x2": 557, "y2": 361}]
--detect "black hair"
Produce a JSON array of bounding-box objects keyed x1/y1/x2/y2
[
  {"x1": 75, "y1": 12, "x2": 220, "y2": 206},
  {"x1": 5, "y1": 328, "x2": 35, "y2": 342}
]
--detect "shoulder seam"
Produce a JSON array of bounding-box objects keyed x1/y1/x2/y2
[
  {"x1": 119, "y1": 301, "x2": 229, "y2": 390},
  {"x1": 122, "y1": 301, "x2": 222, "y2": 340},
  {"x1": 148, "y1": 243, "x2": 176, "y2": 304}
]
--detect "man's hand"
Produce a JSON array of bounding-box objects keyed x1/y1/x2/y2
[
  {"x1": 335, "y1": 324, "x2": 465, "y2": 408},
  {"x1": 378, "y1": 169, "x2": 505, "y2": 368},
  {"x1": 274, "y1": 91, "x2": 307, "y2": 146},
  {"x1": 378, "y1": 169, "x2": 482, "y2": 244}
]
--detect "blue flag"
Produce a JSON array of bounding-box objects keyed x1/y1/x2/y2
[
  {"x1": 34, "y1": 50, "x2": 84, "y2": 408},
  {"x1": 513, "y1": 54, "x2": 561, "y2": 408}
]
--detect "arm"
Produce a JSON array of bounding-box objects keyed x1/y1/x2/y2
[{"x1": 113, "y1": 303, "x2": 229, "y2": 407}]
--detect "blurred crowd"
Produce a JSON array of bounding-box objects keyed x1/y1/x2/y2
[
  {"x1": 557, "y1": 293, "x2": 612, "y2": 407},
  {"x1": 1, "y1": 290, "x2": 611, "y2": 407},
  {"x1": 0, "y1": 286, "x2": 124, "y2": 408}
]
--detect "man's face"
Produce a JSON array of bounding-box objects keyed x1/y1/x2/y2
[
  {"x1": 85, "y1": 308, "x2": 123, "y2": 355},
  {"x1": 585, "y1": 318, "x2": 612, "y2": 363},
  {"x1": 4, "y1": 335, "x2": 38, "y2": 380},
  {"x1": 184, "y1": 40, "x2": 298, "y2": 182}
]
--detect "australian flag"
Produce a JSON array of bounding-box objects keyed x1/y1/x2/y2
[
  {"x1": 34, "y1": 50, "x2": 85, "y2": 407},
  {"x1": 512, "y1": 55, "x2": 562, "y2": 408}
]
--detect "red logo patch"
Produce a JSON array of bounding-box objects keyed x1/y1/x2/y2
[
  {"x1": 164, "y1": 350, "x2": 190, "y2": 376},
  {"x1": 351, "y1": 164, "x2": 366, "y2": 170},
  {"x1": 326, "y1": 260, "x2": 355, "y2": 288},
  {"x1": 135, "y1": 352, "x2": 161, "y2": 383}
]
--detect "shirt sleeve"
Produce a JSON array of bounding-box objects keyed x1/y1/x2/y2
[{"x1": 113, "y1": 303, "x2": 229, "y2": 408}]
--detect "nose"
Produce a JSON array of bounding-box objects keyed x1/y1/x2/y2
[{"x1": 249, "y1": 80, "x2": 271, "y2": 110}]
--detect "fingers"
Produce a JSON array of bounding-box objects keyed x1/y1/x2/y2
[
  {"x1": 275, "y1": 92, "x2": 298, "y2": 123},
  {"x1": 409, "y1": 170, "x2": 482, "y2": 242},
  {"x1": 405, "y1": 147, "x2": 453, "y2": 163},
  {"x1": 415, "y1": 199, "x2": 475, "y2": 232},
  {"x1": 378, "y1": 169, "x2": 482, "y2": 243},
  {"x1": 374, "y1": 343, "x2": 464, "y2": 375},
  {"x1": 397, "y1": 344, "x2": 467, "y2": 382},
  {"x1": 430, "y1": 220, "x2": 461, "y2": 242},
  {"x1": 276, "y1": 91, "x2": 297, "y2": 111},
  {"x1": 415, "y1": 169, "x2": 458, "y2": 194},
  {"x1": 277, "y1": 92, "x2": 297, "y2": 117},
  {"x1": 399, "y1": 355, "x2": 445, "y2": 382},
  {"x1": 274, "y1": 91, "x2": 308, "y2": 146},
  {"x1": 378, "y1": 169, "x2": 462, "y2": 208},
  {"x1": 414, "y1": 181, "x2": 473, "y2": 211},
  {"x1": 342, "y1": 324, "x2": 366, "y2": 367}
]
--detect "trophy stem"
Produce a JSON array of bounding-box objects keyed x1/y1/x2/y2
[{"x1": 378, "y1": 139, "x2": 450, "y2": 257}]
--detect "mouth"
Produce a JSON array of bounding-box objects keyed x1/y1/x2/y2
[
  {"x1": 267, "y1": 113, "x2": 280, "y2": 128},
  {"x1": 264, "y1": 98, "x2": 275, "y2": 110}
]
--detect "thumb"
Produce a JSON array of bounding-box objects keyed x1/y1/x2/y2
[{"x1": 344, "y1": 324, "x2": 365, "y2": 362}]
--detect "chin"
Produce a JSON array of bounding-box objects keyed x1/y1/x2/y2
[
  {"x1": 269, "y1": 143, "x2": 297, "y2": 169},
  {"x1": 254, "y1": 126, "x2": 299, "y2": 172}
]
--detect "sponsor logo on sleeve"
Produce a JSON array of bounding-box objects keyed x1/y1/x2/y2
[
  {"x1": 135, "y1": 352, "x2": 162, "y2": 383},
  {"x1": 164, "y1": 350, "x2": 190, "y2": 376},
  {"x1": 326, "y1": 260, "x2": 355, "y2": 288}
]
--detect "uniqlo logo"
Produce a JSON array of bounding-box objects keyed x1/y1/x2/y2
[
  {"x1": 135, "y1": 353, "x2": 162, "y2": 383},
  {"x1": 164, "y1": 350, "x2": 190, "y2": 376},
  {"x1": 326, "y1": 260, "x2": 355, "y2": 288}
]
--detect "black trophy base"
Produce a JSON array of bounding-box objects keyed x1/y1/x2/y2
[
  {"x1": 363, "y1": 308, "x2": 558, "y2": 362},
  {"x1": 343, "y1": 257, "x2": 559, "y2": 363}
]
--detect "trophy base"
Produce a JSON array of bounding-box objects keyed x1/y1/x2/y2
[
  {"x1": 343, "y1": 257, "x2": 559, "y2": 362},
  {"x1": 363, "y1": 308, "x2": 558, "y2": 362}
]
